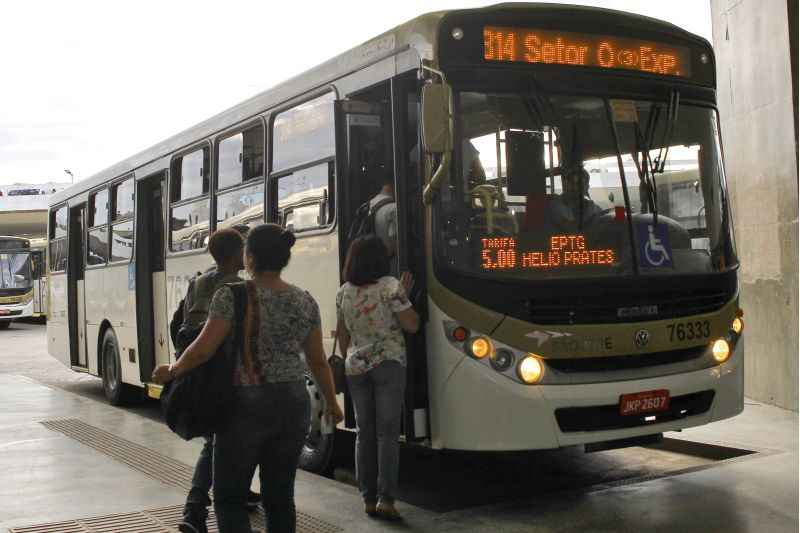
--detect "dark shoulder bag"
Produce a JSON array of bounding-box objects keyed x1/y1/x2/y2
[
  {"x1": 160, "y1": 282, "x2": 247, "y2": 440},
  {"x1": 327, "y1": 331, "x2": 347, "y2": 394}
]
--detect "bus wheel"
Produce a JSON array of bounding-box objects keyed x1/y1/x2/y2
[
  {"x1": 0, "y1": 321, "x2": 10, "y2": 330},
  {"x1": 101, "y1": 329, "x2": 139, "y2": 406},
  {"x1": 299, "y1": 372, "x2": 335, "y2": 474}
]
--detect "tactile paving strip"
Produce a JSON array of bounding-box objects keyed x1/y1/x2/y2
[
  {"x1": 29, "y1": 419, "x2": 342, "y2": 533},
  {"x1": 41, "y1": 418, "x2": 194, "y2": 490},
  {"x1": 9, "y1": 503, "x2": 343, "y2": 532}
]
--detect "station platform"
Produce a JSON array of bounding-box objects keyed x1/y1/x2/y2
[{"x1": 0, "y1": 323, "x2": 797, "y2": 532}]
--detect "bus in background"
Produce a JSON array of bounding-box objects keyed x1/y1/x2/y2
[
  {"x1": 0, "y1": 236, "x2": 47, "y2": 328},
  {"x1": 48, "y1": 3, "x2": 743, "y2": 472}
]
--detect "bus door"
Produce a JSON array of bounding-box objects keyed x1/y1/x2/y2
[
  {"x1": 31, "y1": 250, "x2": 45, "y2": 316},
  {"x1": 67, "y1": 205, "x2": 87, "y2": 368},
  {"x1": 135, "y1": 172, "x2": 167, "y2": 383},
  {"x1": 335, "y1": 77, "x2": 428, "y2": 441}
]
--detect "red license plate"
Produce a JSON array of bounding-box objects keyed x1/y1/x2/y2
[
  {"x1": 619, "y1": 389, "x2": 670, "y2": 416},
  {"x1": 0, "y1": 310, "x2": 9, "y2": 316}
]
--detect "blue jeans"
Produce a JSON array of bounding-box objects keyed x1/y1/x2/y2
[
  {"x1": 347, "y1": 360, "x2": 406, "y2": 504},
  {"x1": 186, "y1": 436, "x2": 213, "y2": 510},
  {"x1": 213, "y1": 382, "x2": 309, "y2": 533}
]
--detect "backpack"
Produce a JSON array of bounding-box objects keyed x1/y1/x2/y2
[
  {"x1": 169, "y1": 272, "x2": 202, "y2": 350},
  {"x1": 160, "y1": 282, "x2": 247, "y2": 440},
  {"x1": 347, "y1": 196, "x2": 394, "y2": 242}
]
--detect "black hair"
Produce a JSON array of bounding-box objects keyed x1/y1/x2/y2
[
  {"x1": 246, "y1": 223, "x2": 296, "y2": 272},
  {"x1": 208, "y1": 228, "x2": 244, "y2": 265},
  {"x1": 343, "y1": 234, "x2": 390, "y2": 286}
]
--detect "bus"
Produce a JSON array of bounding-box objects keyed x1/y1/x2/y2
[
  {"x1": 48, "y1": 3, "x2": 743, "y2": 471},
  {"x1": 1, "y1": 236, "x2": 48, "y2": 328}
]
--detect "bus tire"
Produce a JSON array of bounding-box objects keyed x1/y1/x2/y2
[
  {"x1": 0, "y1": 321, "x2": 10, "y2": 330},
  {"x1": 299, "y1": 371, "x2": 335, "y2": 474},
  {"x1": 101, "y1": 328, "x2": 139, "y2": 406}
]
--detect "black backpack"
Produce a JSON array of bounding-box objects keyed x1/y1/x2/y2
[
  {"x1": 160, "y1": 282, "x2": 247, "y2": 440},
  {"x1": 347, "y1": 196, "x2": 394, "y2": 242},
  {"x1": 169, "y1": 272, "x2": 202, "y2": 350}
]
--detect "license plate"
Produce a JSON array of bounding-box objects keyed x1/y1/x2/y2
[
  {"x1": 619, "y1": 389, "x2": 670, "y2": 416},
  {"x1": 0, "y1": 310, "x2": 9, "y2": 316}
]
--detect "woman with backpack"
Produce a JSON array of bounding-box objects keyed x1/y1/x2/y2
[
  {"x1": 336, "y1": 234, "x2": 419, "y2": 521},
  {"x1": 153, "y1": 223, "x2": 343, "y2": 533}
]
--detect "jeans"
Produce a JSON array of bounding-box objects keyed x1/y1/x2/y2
[
  {"x1": 186, "y1": 436, "x2": 213, "y2": 510},
  {"x1": 214, "y1": 382, "x2": 309, "y2": 533},
  {"x1": 347, "y1": 360, "x2": 406, "y2": 504}
]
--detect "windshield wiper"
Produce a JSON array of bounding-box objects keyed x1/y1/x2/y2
[{"x1": 604, "y1": 100, "x2": 640, "y2": 276}]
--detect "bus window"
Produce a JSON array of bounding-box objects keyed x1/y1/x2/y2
[
  {"x1": 170, "y1": 201, "x2": 210, "y2": 252},
  {"x1": 110, "y1": 178, "x2": 135, "y2": 262},
  {"x1": 89, "y1": 189, "x2": 109, "y2": 227},
  {"x1": 112, "y1": 178, "x2": 135, "y2": 220},
  {"x1": 218, "y1": 124, "x2": 264, "y2": 190},
  {"x1": 170, "y1": 147, "x2": 211, "y2": 252},
  {"x1": 276, "y1": 162, "x2": 333, "y2": 232},
  {"x1": 172, "y1": 147, "x2": 210, "y2": 202},
  {"x1": 49, "y1": 206, "x2": 68, "y2": 272},
  {"x1": 272, "y1": 92, "x2": 335, "y2": 173},
  {"x1": 88, "y1": 189, "x2": 109, "y2": 265},
  {"x1": 216, "y1": 182, "x2": 264, "y2": 231}
]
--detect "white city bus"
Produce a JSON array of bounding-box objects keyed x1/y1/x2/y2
[
  {"x1": 0, "y1": 236, "x2": 47, "y2": 327},
  {"x1": 48, "y1": 4, "x2": 744, "y2": 472}
]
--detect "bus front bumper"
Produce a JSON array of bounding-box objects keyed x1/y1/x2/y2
[
  {"x1": 0, "y1": 300, "x2": 34, "y2": 321},
  {"x1": 431, "y1": 339, "x2": 743, "y2": 451}
]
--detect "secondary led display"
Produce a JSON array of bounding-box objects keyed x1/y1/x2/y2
[
  {"x1": 483, "y1": 26, "x2": 691, "y2": 78},
  {"x1": 481, "y1": 235, "x2": 616, "y2": 271}
]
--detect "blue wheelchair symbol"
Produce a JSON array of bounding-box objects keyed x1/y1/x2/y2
[{"x1": 639, "y1": 223, "x2": 673, "y2": 268}]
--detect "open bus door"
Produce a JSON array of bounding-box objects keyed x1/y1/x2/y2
[
  {"x1": 135, "y1": 172, "x2": 167, "y2": 387},
  {"x1": 334, "y1": 73, "x2": 429, "y2": 444},
  {"x1": 67, "y1": 204, "x2": 87, "y2": 368}
]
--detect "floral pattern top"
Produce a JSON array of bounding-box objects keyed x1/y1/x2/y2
[
  {"x1": 336, "y1": 276, "x2": 412, "y2": 376},
  {"x1": 208, "y1": 283, "x2": 320, "y2": 385}
]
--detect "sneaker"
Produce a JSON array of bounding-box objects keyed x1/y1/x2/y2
[{"x1": 246, "y1": 490, "x2": 261, "y2": 511}]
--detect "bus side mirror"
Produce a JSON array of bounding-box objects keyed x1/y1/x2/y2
[{"x1": 421, "y1": 84, "x2": 452, "y2": 154}]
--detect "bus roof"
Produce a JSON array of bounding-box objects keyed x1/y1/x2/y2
[{"x1": 50, "y1": 3, "x2": 708, "y2": 208}]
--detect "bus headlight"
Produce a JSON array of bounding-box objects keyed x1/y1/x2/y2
[
  {"x1": 468, "y1": 337, "x2": 493, "y2": 359},
  {"x1": 517, "y1": 355, "x2": 544, "y2": 384},
  {"x1": 712, "y1": 338, "x2": 731, "y2": 363},
  {"x1": 490, "y1": 348, "x2": 515, "y2": 372},
  {"x1": 732, "y1": 317, "x2": 743, "y2": 335}
]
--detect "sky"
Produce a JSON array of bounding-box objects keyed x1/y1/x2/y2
[{"x1": 0, "y1": 0, "x2": 713, "y2": 186}]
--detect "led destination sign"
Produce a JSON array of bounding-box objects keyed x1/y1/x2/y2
[
  {"x1": 481, "y1": 235, "x2": 616, "y2": 271},
  {"x1": 483, "y1": 26, "x2": 691, "y2": 78}
]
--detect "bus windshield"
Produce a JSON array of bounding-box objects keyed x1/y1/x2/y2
[
  {"x1": 0, "y1": 252, "x2": 32, "y2": 290},
  {"x1": 436, "y1": 91, "x2": 737, "y2": 280}
]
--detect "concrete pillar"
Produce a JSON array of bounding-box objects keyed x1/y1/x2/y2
[{"x1": 711, "y1": 0, "x2": 798, "y2": 410}]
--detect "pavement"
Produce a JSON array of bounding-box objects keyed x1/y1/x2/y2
[{"x1": 0, "y1": 321, "x2": 797, "y2": 532}]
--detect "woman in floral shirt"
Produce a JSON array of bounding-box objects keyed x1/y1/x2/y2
[{"x1": 336, "y1": 235, "x2": 419, "y2": 520}]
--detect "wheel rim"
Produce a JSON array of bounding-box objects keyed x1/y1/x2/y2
[
  {"x1": 104, "y1": 340, "x2": 119, "y2": 394},
  {"x1": 304, "y1": 374, "x2": 325, "y2": 450}
]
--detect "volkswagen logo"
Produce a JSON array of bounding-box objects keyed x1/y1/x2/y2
[{"x1": 634, "y1": 329, "x2": 651, "y2": 348}]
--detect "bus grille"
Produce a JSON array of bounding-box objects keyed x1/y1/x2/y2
[
  {"x1": 526, "y1": 288, "x2": 731, "y2": 325},
  {"x1": 554, "y1": 390, "x2": 715, "y2": 432},
  {"x1": 545, "y1": 346, "x2": 707, "y2": 373}
]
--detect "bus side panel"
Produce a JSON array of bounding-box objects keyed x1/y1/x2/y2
[
  {"x1": 46, "y1": 272, "x2": 69, "y2": 368},
  {"x1": 165, "y1": 253, "x2": 213, "y2": 362},
  {"x1": 282, "y1": 232, "x2": 340, "y2": 353},
  {"x1": 106, "y1": 263, "x2": 141, "y2": 386}
]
